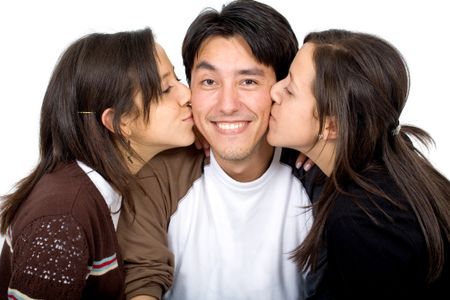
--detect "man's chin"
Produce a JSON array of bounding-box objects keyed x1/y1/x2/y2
[{"x1": 212, "y1": 147, "x2": 252, "y2": 162}]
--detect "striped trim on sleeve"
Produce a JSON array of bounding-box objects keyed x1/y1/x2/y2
[{"x1": 86, "y1": 253, "x2": 118, "y2": 278}]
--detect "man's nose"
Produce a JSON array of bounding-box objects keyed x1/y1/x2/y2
[{"x1": 217, "y1": 85, "x2": 240, "y2": 114}]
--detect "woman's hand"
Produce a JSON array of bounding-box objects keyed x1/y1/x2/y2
[
  {"x1": 194, "y1": 126, "x2": 210, "y2": 157},
  {"x1": 296, "y1": 152, "x2": 314, "y2": 171}
]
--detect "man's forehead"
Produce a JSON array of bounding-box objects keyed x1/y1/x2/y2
[
  {"x1": 191, "y1": 35, "x2": 276, "y2": 78},
  {"x1": 195, "y1": 36, "x2": 256, "y2": 64}
]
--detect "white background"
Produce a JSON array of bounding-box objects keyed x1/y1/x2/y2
[{"x1": 1, "y1": 0, "x2": 449, "y2": 248}]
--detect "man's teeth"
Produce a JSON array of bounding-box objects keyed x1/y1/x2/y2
[{"x1": 216, "y1": 122, "x2": 245, "y2": 130}]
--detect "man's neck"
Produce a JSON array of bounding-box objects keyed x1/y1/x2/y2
[{"x1": 213, "y1": 141, "x2": 275, "y2": 182}]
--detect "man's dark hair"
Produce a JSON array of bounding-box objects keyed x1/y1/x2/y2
[{"x1": 182, "y1": 0, "x2": 298, "y2": 83}]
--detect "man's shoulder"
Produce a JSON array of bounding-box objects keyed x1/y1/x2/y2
[{"x1": 279, "y1": 147, "x2": 325, "y2": 201}]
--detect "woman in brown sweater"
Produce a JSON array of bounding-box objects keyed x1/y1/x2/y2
[{"x1": 0, "y1": 28, "x2": 194, "y2": 299}]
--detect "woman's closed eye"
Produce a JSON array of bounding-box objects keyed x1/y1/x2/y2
[
  {"x1": 162, "y1": 86, "x2": 173, "y2": 94},
  {"x1": 284, "y1": 87, "x2": 293, "y2": 95}
]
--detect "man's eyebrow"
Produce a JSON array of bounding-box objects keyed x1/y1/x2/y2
[
  {"x1": 195, "y1": 61, "x2": 216, "y2": 71},
  {"x1": 238, "y1": 68, "x2": 265, "y2": 76},
  {"x1": 195, "y1": 61, "x2": 265, "y2": 77}
]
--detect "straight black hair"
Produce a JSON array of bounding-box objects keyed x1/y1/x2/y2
[{"x1": 182, "y1": 0, "x2": 298, "y2": 83}]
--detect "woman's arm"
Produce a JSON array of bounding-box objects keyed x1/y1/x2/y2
[
  {"x1": 326, "y1": 194, "x2": 425, "y2": 299},
  {"x1": 117, "y1": 146, "x2": 205, "y2": 300},
  {"x1": 7, "y1": 215, "x2": 89, "y2": 299},
  {"x1": 131, "y1": 295, "x2": 158, "y2": 300},
  {"x1": 117, "y1": 169, "x2": 174, "y2": 300}
]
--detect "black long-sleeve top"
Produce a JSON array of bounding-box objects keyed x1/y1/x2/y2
[{"x1": 282, "y1": 148, "x2": 450, "y2": 300}]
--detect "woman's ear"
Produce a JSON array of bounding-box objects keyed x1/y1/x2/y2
[
  {"x1": 102, "y1": 108, "x2": 133, "y2": 136},
  {"x1": 101, "y1": 108, "x2": 116, "y2": 134},
  {"x1": 324, "y1": 116, "x2": 338, "y2": 140}
]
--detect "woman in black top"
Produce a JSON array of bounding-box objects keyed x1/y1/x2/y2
[{"x1": 268, "y1": 29, "x2": 450, "y2": 299}]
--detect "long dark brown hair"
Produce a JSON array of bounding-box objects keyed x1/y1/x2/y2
[
  {"x1": 293, "y1": 29, "x2": 450, "y2": 282},
  {"x1": 0, "y1": 28, "x2": 162, "y2": 234}
]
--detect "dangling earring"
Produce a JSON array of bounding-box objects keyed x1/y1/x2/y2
[
  {"x1": 318, "y1": 133, "x2": 324, "y2": 140},
  {"x1": 127, "y1": 140, "x2": 133, "y2": 164}
]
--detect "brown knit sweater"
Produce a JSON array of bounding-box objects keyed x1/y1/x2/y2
[{"x1": 0, "y1": 162, "x2": 125, "y2": 299}]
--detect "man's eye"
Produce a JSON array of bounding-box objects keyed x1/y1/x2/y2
[
  {"x1": 242, "y1": 79, "x2": 256, "y2": 85},
  {"x1": 202, "y1": 79, "x2": 215, "y2": 86}
]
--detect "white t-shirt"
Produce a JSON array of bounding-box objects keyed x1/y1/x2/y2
[{"x1": 165, "y1": 148, "x2": 312, "y2": 300}]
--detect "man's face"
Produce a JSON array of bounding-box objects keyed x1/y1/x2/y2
[{"x1": 190, "y1": 35, "x2": 276, "y2": 163}]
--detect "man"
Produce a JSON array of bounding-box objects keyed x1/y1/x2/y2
[{"x1": 117, "y1": 1, "x2": 312, "y2": 299}]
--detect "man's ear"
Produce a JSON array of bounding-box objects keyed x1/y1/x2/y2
[{"x1": 324, "y1": 116, "x2": 338, "y2": 140}]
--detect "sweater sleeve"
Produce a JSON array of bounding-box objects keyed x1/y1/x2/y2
[
  {"x1": 117, "y1": 146, "x2": 205, "y2": 300},
  {"x1": 117, "y1": 167, "x2": 174, "y2": 300},
  {"x1": 8, "y1": 215, "x2": 89, "y2": 300}
]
